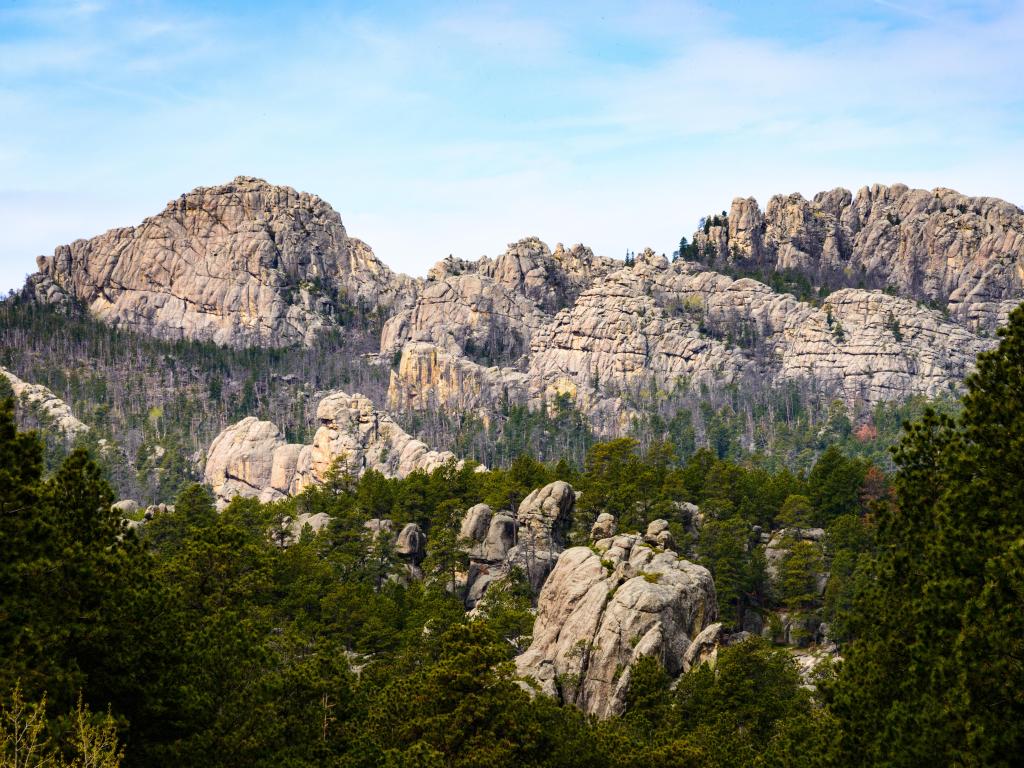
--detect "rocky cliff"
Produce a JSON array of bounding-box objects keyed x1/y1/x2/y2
[
  {"x1": 388, "y1": 248, "x2": 994, "y2": 434},
  {"x1": 691, "y1": 184, "x2": 1024, "y2": 334},
  {"x1": 21, "y1": 178, "x2": 1024, "y2": 441},
  {"x1": 32, "y1": 177, "x2": 413, "y2": 347},
  {"x1": 515, "y1": 532, "x2": 717, "y2": 717},
  {"x1": 204, "y1": 390, "x2": 462, "y2": 506}
]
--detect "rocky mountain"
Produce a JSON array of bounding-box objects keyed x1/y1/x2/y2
[
  {"x1": 692, "y1": 184, "x2": 1024, "y2": 334},
  {"x1": 30, "y1": 176, "x2": 414, "y2": 347},
  {"x1": 18, "y1": 177, "x2": 1024, "y2": 458}
]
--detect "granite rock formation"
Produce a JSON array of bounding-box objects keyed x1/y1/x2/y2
[
  {"x1": 32, "y1": 176, "x2": 413, "y2": 347},
  {"x1": 460, "y1": 480, "x2": 577, "y2": 606},
  {"x1": 1, "y1": 367, "x2": 89, "y2": 439},
  {"x1": 692, "y1": 184, "x2": 1024, "y2": 334},
  {"x1": 514, "y1": 532, "x2": 717, "y2": 717},
  {"x1": 204, "y1": 390, "x2": 461, "y2": 506}
]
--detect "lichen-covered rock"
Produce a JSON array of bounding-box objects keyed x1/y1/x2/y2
[
  {"x1": 32, "y1": 176, "x2": 413, "y2": 347},
  {"x1": 204, "y1": 391, "x2": 460, "y2": 506},
  {"x1": 515, "y1": 533, "x2": 717, "y2": 718},
  {"x1": 1, "y1": 366, "x2": 89, "y2": 439}
]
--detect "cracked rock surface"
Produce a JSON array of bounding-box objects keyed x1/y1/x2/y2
[
  {"x1": 34, "y1": 176, "x2": 413, "y2": 347},
  {"x1": 203, "y1": 390, "x2": 460, "y2": 507},
  {"x1": 514, "y1": 532, "x2": 716, "y2": 718}
]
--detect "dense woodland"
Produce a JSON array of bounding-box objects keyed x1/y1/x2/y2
[
  {"x1": 0, "y1": 295, "x2": 957, "y2": 505},
  {"x1": 3, "y1": 307, "x2": 1024, "y2": 766}
]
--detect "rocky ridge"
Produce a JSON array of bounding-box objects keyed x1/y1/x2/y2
[
  {"x1": 33, "y1": 176, "x2": 413, "y2": 347},
  {"x1": 692, "y1": 184, "x2": 1024, "y2": 334},
  {"x1": 1, "y1": 366, "x2": 89, "y2": 439},
  {"x1": 388, "y1": 249, "x2": 994, "y2": 433},
  {"x1": 203, "y1": 390, "x2": 462, "y2": 507},
  {"x1": 22, "y1": 178, "x2": 1023, "y2": 439}
]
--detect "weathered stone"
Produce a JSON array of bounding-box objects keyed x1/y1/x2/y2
[
  {"x1": 590, "y1": 512, "x2": 617, "y2": 540},
  {"x1": 644, "y1": 519, "x2": 675, "y2": 550},
  {"x1": 276, "y1": 511, "x2": 332, "y2": 547},
  {"x1": 396, "y1": 522, "x2": 427, "y2": 564},
  {"x1": 515, "y1": 533, "x2": 717, "y2": 718},
  {"x1": 31, "y1": 177, "x2": 413, "y2": 347},
  {"x1": 1, "y1": 367, "x2": 89, "y2": 439},
  {"x1": 111, "y1": 499, "x2": 139, "y2": 516},
  {"x1": 204, "y1": 391, "x2": 461, "y2": 507},
  {"x1": 691, "y1": 185, "x2": 1024, "y2": 334},
  {"x1": 681, "y1": 621, "x2": 726, "y2": 672}
]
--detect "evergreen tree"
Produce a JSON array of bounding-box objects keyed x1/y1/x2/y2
[{"x1": 827, "y1": 304, "x2": 1024, "y2": 765}]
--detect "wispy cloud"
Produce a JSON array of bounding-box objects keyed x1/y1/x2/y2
[{"x1": 0, "y1": 0, "x2": 1021, "y2": 291}]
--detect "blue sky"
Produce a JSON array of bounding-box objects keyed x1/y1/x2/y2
[{"x1": 1, "y1": 0, "x2": 1022, "y2": 291}]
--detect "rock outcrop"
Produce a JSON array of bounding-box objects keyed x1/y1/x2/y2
[
  {"x1": 460, "y1": 480, "x2": 576, "y2": 606},
  {"x1": 515, "y1": 532, "x2": 716, "y2": 718},
  {"x1": 691, "y1": 185, "x2": 1024, "y2": 334},
  {"x1": 21, "y1": 178, "x2": 1024, "y2": 443},
  {"x1": 386, "y1": 342, "x2": 528, "y2": 419},
  {"x1": 1, "y1": 367, "x2": 89, "y2": 439},
  {"x1": 204, "y1": 390, "x2": 461, "y2": 506},
  {"x1": 31, "y1": 177, "x2": 413, "y2": 347},
  {"x1": 380, "y1": 238, "x2": 615, "y2": 365}
]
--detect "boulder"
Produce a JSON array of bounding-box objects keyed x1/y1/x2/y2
[
  {"x1": 590, "y1": 512, "x2": 617, "y2": 540},
  {"x1": 515, "y1": 533, "x2": 717, "y2": 718},
  {"x1": 681, "y1": 622, "x2": 725, "y2": 672},
  {"x1": 111, "y1": 499, "x2": 140, "y2": 516},
  {"x1": 644, "y1": 519, "x2": 675, "y2": 550},
  {"x1": 396, "y1": 522, "x2": 427, "y2": 564}
]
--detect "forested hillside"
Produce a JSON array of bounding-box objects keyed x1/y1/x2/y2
[
  {"x1": 3, "y1": 305, "x2": 1024, "y2": 766},
  {"x1": 0, "y1": 294, "x2": 957, "y2": 505}
]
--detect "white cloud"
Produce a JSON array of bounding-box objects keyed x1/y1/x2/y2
[{"x1": 0, "y1": 0, "x2": 1021, "y2": 293}]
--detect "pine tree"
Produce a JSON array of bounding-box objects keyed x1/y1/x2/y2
[{"x1": 826, "y1": 303, "x2": 1024, "y2": 765}]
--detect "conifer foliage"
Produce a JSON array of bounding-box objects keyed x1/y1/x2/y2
[{"x1": 827, "y1": 304, "x2": 1024, "y2": 765}]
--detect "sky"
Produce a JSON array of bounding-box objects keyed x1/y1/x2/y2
[{"x1": 1, "y1": 0, "x2": 1022, "y2": 291}]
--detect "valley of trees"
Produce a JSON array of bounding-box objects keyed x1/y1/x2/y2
[
  {"x1": 4, "y1": 305, "x2": 1024, "y2": 766},
  {"x1": 0, "y1": 296, "x2": 957, "y2": 505}
]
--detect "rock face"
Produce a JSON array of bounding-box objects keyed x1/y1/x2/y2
[
  {"x1": 389, "y1": 246, "x2": 996, "y2": 435},
  {"x1": 22, "y1": 178, "x2": 1024, "y2": 443},
  {"x1": 692, "y1": 185, "x2": 1024, "y2": 334},
  {"x1": 380, "y1": 238, "x2": 615, "y2": 365},
  {"x1": 515, "y1": 533, "x2": 717, "y2": 718},
  {"x1": 386, "y1": 341, "x2": 528, "y2": 419},
  {"x1": 460, "y1": 480, "x2": 577, "y2": 606},
  {"x1": 32, "y1": 177, "x2": 412, "y2": 347},
  {"x1": 203, "y1": 391, "x2": 460, "y2": 506},
  {"x1": 1, "y1": 367, "x2": 89, "y2": 439}
]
